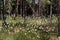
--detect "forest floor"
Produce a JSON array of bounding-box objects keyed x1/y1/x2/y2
[{"x1": 0, "y1": 15, "x2": 58, "y2": 40}]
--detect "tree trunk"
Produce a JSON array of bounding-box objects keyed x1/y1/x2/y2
[
  {"x1": 38, "y1": 0, "x2": 43, "y2": 17},
  {"x1": 8, "y1": 0, "x2": 12, "y2": 16},
  {"x1": 2, "y1": 0, "x2": 7, "y2": 27},
  {"x1": 50, "y1": 0, "x2": 52, "y2": 19},
  {"x1": 16, "y1": 0, "x2": 19, "y2": 17},
  {"x1": 58, "y1": 0, "x2": 60, "y2": 37}
]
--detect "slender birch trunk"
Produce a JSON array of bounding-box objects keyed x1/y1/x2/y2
[{"x1": 8, "y1": 0, "x2": 12, "y2": 16}]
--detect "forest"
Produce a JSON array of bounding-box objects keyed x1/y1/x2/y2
[{"x1": 0, "y1": 0, "x2": 60, "y2": 40}]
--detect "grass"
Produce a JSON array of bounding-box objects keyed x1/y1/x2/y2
[
  {"x1": 0, "y1": 15, "x2": 58, "y2": 40},
  {"x1": 0, "y1": 31, "x2": 39, "y2": 40}
]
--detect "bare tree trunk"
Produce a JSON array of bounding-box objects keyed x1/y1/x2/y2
[
  {"x1": 32, "y1": 0, "x2": 38, "y2": 17},
  {"x1": 38, "y1": 0, "x2": 42, "y2": 17},
  {"x1": 16, "y1": 0, "x2": 19, "y2": 17},
  {"x1": 2, "y1": 0, "x2": 7, "y2": 27},
  {"x1": 20, "y1": 0, "x2": 26, "y2": 17},
  {"x1": 20, "y1": 0, "x2": 23, "y2": 17},
  {"x1": 8, "y1": 0, "x2": 12, "y2": 16},
  {"x1": 50, "y1": 0, "x2": 52, "y2": 19},
  {"x1": 21, "y1": 0, "x2": 25, "y2": 17},
  {"x1": 58, "y1": 0, "x2": 60, "y2": 37}
]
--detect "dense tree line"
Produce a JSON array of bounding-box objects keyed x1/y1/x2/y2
[
  {"x1": 0, "y1": 0, "x2": 59, "y2": 17},
  {"x1": 0, "y1": 0, "x2": 58, "y2": 16}
]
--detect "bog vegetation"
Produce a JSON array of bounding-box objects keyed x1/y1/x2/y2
[{"x1": 0, "y1": 0, "x2": 60, "y2": 40}]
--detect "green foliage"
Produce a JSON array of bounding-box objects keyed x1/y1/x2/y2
[
  {"x1": 2, "y1": 15, "x2": 58, "y2": 32},
  {"x1": 26, "y1": 0, "x2": 32, "y2": 4},
  {"x1": 0, "y1": 31, "x2": 39, "y2": 40},
  {"x1": 45, "y1": 0, "x2": 51, "y2": 5},
  {"x1": 0, "y1": 15, "x2": 58, "y2": 40}
]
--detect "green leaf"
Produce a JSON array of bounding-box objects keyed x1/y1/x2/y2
[{"x1": 45, "y1": 0, "x2": 51, "y2": 5}]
